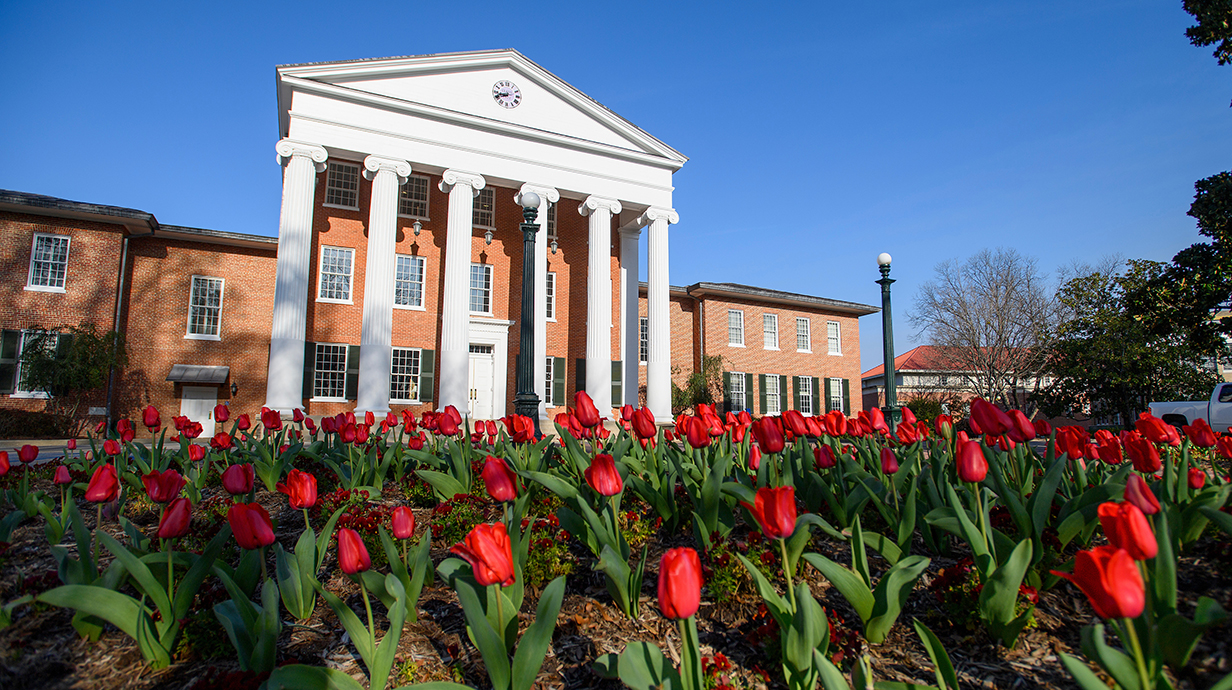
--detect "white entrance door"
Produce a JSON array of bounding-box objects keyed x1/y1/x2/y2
[
  {"x1": 180, "y1": 386, "x2": 217, "y2": 437},
  {"x1": 468, "y1": 344, "x2": 495, "y2": 421}
]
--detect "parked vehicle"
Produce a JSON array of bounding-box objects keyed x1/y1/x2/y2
[{"x1": 1149, "y1": 382, "x2": 1232, "y2": 429}]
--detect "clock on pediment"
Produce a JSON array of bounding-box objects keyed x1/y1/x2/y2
[{"x1": 492, "y1": 80, "x2": 522, "y2": 109}]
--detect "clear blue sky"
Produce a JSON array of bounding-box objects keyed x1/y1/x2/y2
[{"x1": 2, "y1": 0, "x2": 1227, "y2": 373}]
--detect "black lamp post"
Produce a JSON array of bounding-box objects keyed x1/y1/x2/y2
[
  {"x1": 877, "y1": 252, "x2": 901, "y2": 432},
  {"x1": 513, "y1": 192, "x2": 542, "y2": 436}
]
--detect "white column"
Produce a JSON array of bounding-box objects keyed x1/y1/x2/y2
[
  {"x1": 517, "y1": 183, "x2": 560, "y2": 421},
  {"x1": 639, "y1": 207, "x2": 678, "y2": 422},
  {"x1": 579, "y1": 195, "x2": 621, "y2": 413},
  {"x1": 356, "y1": 155, "x2": 411, "y2": 415},
  {"x1": 438, "y1": 170, "x2": 486, "y2": 412},
  {"x1": 265, "y1": 139, "x2": 328, "y2": 414},
  {"x1": 619, "y1": 225, "x2": 641, "y2": 406}
]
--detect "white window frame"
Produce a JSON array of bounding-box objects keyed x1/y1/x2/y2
[
  {"x1": 397, "y1": 174, "x2": 431, "y2": 219},
  {"x1": 473, "y1": 187, "x2": 495, "y2": 228},
  {"x1": 545, "y1": 272, "x2": 557, "y2": 321},
  {"x1": 639, "y1": 317, "x2": 649, "y2": 365},
  {"x1": 544, "y1": 356, "x2": 555, "y2": 406},
  {"x1": 827, "y1": 321, "x2": 842, "y2": 355},
  {"x1": 394, "y1": 254, "x2": 426, "y2": 310},
  {"x1": 763, "y1": 313, "x2": 779, "y2": 350},
  {"x1": 26, "y1": 233, "x2": 71, "y2": 293},
  {"x1": 798, "y1": 376, "x2": 813, "y2": 415},
  {"x1": 312, "y1": 343, "x2": 349, "y2": 402},
  {"x1": 765, "y1": 375, "x2": 781, "y2": 416},
  {"x1": 469, "y1": 263, "x2": 493, "y2": 314},
  {"x1": 729, "y1": 371, "x2": 746, "y2": 409},
  {"x1": 728, "y1": 309, "x2": 745, "y2": 347},
  {"x1": 185, "y1": 275, "x2": 224, "y2": 340},
  {"x1": 12, "y1": 330, "x2": 57, "y2": 399},
  {"x1": 546, "y1": 203, "x2": 557, "y2": 239},
  {"x1": 829, "y1": 377, "x2": 845, "y2": 413},
  {"x1": 390, "y1": 347, "x2": 422, "y2": 403},
  {"x1": 317, "y1": 246, "x2": 355, "y2": 304},
  {"x1": 323, "y1": 161, "x2": 361, "y2": 210},
  {"x1": 796, "y1": 317, "x2": 811, "y2": 353}
]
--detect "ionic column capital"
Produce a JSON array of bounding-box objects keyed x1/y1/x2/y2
[
  {"x1": 363, "y1": 154, "x2": 412, "y2": 184},
  {"x1": 636, "y1": 206, "x2": 679, "y2": 226},
  {"x1": 275, "y1": 139, "x2": 328, "y2": 172},
  {"x1": 439, "y1": 169, "x2": 486, "y2": 196},
  {"x1": 516, "y1": 183, "x2": 560, "y2": 209},
  {"x1": 579, "y1": 195, "x2": 622, "y2": 217}
]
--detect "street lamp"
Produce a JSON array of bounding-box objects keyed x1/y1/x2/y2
[
  {"x1": 513, "y1": 191, "x2": 542, "y2": 436},
  {"x1": 877, "y1": 252, "x2": 901, "y2": 432}
]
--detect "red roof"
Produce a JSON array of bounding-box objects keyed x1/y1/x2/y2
[{"x1": 861, "y1": 345, "x2": 962, "y2": 379}]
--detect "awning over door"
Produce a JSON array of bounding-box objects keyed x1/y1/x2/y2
[{"x1": 166, "y1": 364, "x2": 230, "y2": 384}]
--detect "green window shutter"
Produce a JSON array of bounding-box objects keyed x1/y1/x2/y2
[
  {"x1": 744, "y1": 373, "x2": 754, "y2": 411},
  {"x1": 0, "y1": 330, "x2": 19, "y2": 395},
  {"x1": 723, "y1": 372, "x2": 732, "y2": 412},
  {"x1": 344, "y1": 345, "x2": 361, "y2": 400},
  {"x1": 842, "y1": 379, "x2": 851, "y2": 414},
  {"x1": 611, "y1": 360, "x2": 622, "y2": 407},
  {"x1": 792, "y1": 376, "x2": 801, "y2": 411},
  {"x1": 552, "y1": 357, "x2": 565, "y2": 406},
  {"x1": 823, "y1": 378, "x2": 833, "y2": 413},
  {"x1": 575, "y1": 359, "x2": 586, "y2": 398},
  {"x1": 758, "y1": 374, "x2": 767, "y2": 414},
  {"x1": 302, "y1": 341, "x2": 316, "y2": 401},
  {"x1": 812, "y1": 377, "x2": 821, "y2": 416},
  {"x1": 419, "y1": 350, "x2": 435, "y2": 403}
]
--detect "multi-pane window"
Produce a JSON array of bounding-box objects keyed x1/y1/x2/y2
[
  {"x1": 318, "y1": 247, "x2": 354, "y2": 301},
  {"x1": 27, "y1": 234, "x2": 70, "y2": 290},
  {"x1": 829, "y1": 377, "x2": 844, "y2": 413},
  {"x1": 324, "y1": 161, "x2": 360, "y2": 208},
  {"x1": 313, "y1": 344, "x2": 348, "y2": 400},
  {"x1": 470, "y1": 264, "x2": 492, "y2": 313},
  {"x1": 729, "y1": 372, "x2": 746, "y2": 410},
  {"x1": 398, "y1": 174, "x2": 430, "y2": 218},
  {"x1": 546, "y1": 272, "x2": 556, "y2": 319},
  {"x1": 14, "y1": 330, "x2": 57, "y2": 396},
  {"x1": 639, "y1": 317, "x2": 649, "y2": 364},
  {"x1": 827, "y1": 321, "x2": 842, "y2": 355},
  {"x1": 394, "y1": 255, "x2": 425, "y2": 308},
  {"x1": 473, "y1": 188, "x2": 495, "y2": 227},
  {"x1": 728, "y1": 310, "x2": 744, "y2": 346},
  {"x1": 763, "y1": 314, "x2": 778, "y2": 349},
  {"x1": 390, "y1": 347, "x2": 421, "y2": 402},
  {"x1": 546, "y1": 204, "x2": 557, "y2": 239},
  {"x1": 187, "y1": 276, "x2": 224, "y2": 338},
  {"x1": 544, "y1": 357, "x2": 555, "y2": 405},
  {"x1": 799, "y1": 376, "x2": 813, "y2": 415},
  {"x1": 796, "y1": 317, "x2": 811, "y2": 352},
  {"x1": 765, "y1": 375, "x2": 781, "y2": 415}
]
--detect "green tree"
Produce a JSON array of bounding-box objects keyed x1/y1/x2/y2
[
  {"x1": 670, "y1": 354, "x2": 725, "y2": 414},
  {"x1": 1183, "y1": 0, "x2": 1232, "y2": 66},
  {"x1": 19, "y1": 323, "x2": 127, "y2": 433}
]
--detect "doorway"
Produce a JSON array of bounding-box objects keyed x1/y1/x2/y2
[
  {"x1": 180, "y1": 386, "x2": 217, "y2": 437},
  {"x1": 468, "y1": 344, "x2": 495, "y2": 421}
]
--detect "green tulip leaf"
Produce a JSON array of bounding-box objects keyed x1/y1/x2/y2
[
  {"x1": 616, "y1": 641, "x2": 682, "y2": 690},
  {"x1": 511, "y1": 575, "x2": 566, "y2": 690},
  {"x1": 736, "y1": 552, "x2": 792, "y2": 627},
  {"x1": 1080, "y1": 624, "x2": 1139, "y2": 690},
  {"x1": 802, "y1": 552, "x2": 874, "y2": 624},
  {"x1": 266, "y1": 664, "x2": 367, "y2": 690},
  {"x1": 912, "y1": 620, "x2": 958, "y2": 690},
  {"x1": 866, "y1": 555, "x2": 930, "y2": 645}
]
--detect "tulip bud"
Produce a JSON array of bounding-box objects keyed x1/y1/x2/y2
[
  {"x1": 1098, "y1": 502, "x2": 1157, "y2": 561},
  {"x1": 584, "y1": 454, "x2": 623, "y2": 496},
  {"x1": 1188, "y1": 468, "x2": 1207, "y2": 490},
  {"x1": 742, "y1": 485, "x2": 796, "y2": 539},
  {"x1": 957, "y1": 440, "x2": 988, "y2": 483},
  {"x1": 748, "y1": 444, "x2": 762, "y2": 470},
  {"x1": 392, "y1": 506, "x2": 415, "y2": 540},
  {"x1": 451, "y1": 522, "x2": 515, "y2": 587},
  {"x1": 481, "y1": 456, "x2": 518, "y2": 502},
  {"x1": 158, "y1": 497, "x2": 193, "y2": 539},
  {"x1": 658, "y1": 547, "x2": 703, "y2": 620},
  {"x1": 337, "y1": 528, "x2": 372, "y2": 574},
  {"x1": 54, "y1": 465, "x2": 73, "y2": 485},
  {"x1": 1124, "y1": 474, "x2": 1160, "y2": 515},
  {"x1": 813, "y1": 445, "x2": 836, "y2": 470},
  {"x1": 85, "y1": 464, "x2": 120, "y2": 503},
  {"x1": 880, "y1": 447, "x2": 899, "y2": 475},
  {"x1": 221, "y1": 463, "x2": 255, "y2": 495},
  {"x1": 214, "y1": 403, "x2": 230, "y2": 423},
  {"x1": 277, "y1": 469, "x2": 318, "y2": 509}
]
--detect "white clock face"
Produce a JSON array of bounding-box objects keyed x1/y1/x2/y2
[{"x1": 492, "y1": 80, "x2": 522, "y2": 109}]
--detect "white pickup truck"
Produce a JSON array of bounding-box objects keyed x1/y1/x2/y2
[{"x1": 1149, "y1": 382, "x2": 1232, "y2": 430}]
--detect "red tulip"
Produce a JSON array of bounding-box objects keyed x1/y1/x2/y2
[
  {"x1": 1188, "y1": 468, "x2": 1207, "y2": 490},
  {"x1": 142, "y1": 405, "x2": 161, "y2": 431},
  {"x1": 880, "y1": 447, "x2": 899, "y2": 475},
  {"x1": 1183, "y1": 419, "x2": 1217, "y2": 448},
  {"x1": 748, "y1": 444, "x2": 762, "y2": 470},
  {"x1": 901, "y1": 406, "x2": 918, "y2": 427},
  {"x1": 804, "y1": 416, "x2": 823, "y2": 437},
  {"x1": 825, "y1": 410, "x2": 848, "y2": 437},
  {"x1": 182, "y1": 421, "x2": 204, "y2": 439},
  {"x1": 1125, "y1": 434, "x2": 1161, "y2": 474},
  {"x1": 210, "y1": 432, "x2": 234, "y2": 450},
  {"x1": 1034, "y1": 419, "x2": 1053, "y2": 437},
  {"x1": 337, "y1": 528, "x2": 371, "y2": 574},
  {"x1": 1163, "y1": 424, "x2": 1181, "y2": 447},
  {"x1": 957, "y1": 440, "x2": 988, "y2": 483},
  {"x1": 1096, "y1": 440, "x2": 1123, "y2": 465},
  {"x1": 482, "y1": 456, "x2": 518, "y2": 502},
  {"x1": 1124, "y1": 474, "x2": 1160, "y2": 516},
  {"x1": 228, "y1": 502, "x2": 275, "y2": 550},
  {"x1": 782, "y1": 410, "x2": 808, "y2": 437},
  {"x1": 621, "y1": 404, "x2": 635, "y2": 422},
  {"x1": 751, "y1": 417, "x2": 785, "y2": 454},
  {"x1": 142, "y1": 469, "x2": 186, "y2": 503},
  {"x1": 451, "y1": 522, "x2": 516, "y2": 587},
  {"x1": 54, "y1": 465, "x2": 72, "y2": 485},
  {"x1": 814, "y1": 444, "x2": 836, "y2": 470},
  {"x1": 214, "y1": 403, "x2": 229, "y2": 423},
  {"x1": 187, "y1": 444, "x2": 206, "y2": 462},
  {"x1": 117, "y1": 419, "x2": 136, "y2": 443},
  {"x1": 1098, "y1": 502, "x2": 1157, "y2": 560},
  {"x1": 970, "y1": 398, "x2": 1011, "y2": 436},
  {"x1": 1217, "y1": 436, "x2": 1232, "y2": 460},
  {"x1": 437, "y1": 411, "x2": 460, "y2": 437},
  {"x1": 222, "y1": 463, "x2": 255, "y2": 495},
  {"x1": 631, "y1": 407, "x2": 657, "y2": 440},
  {"x1": 158, "y1": 497, "x2": 193, "y2": 539},
  {"x1": 584, "y1": 454, "x2": 623, "y2": 496},
  {"x1": 237, "y1": 414, "x2": 251, "y2": 431},
  {"x1": 684, "y1": 417, "x2": 711, "y2": 449},
  {"x1": 867, "y1": 408, "x2": 889, "y2": 435},
  {"x1": 1006, "y1": 410, "x2": 1036, "y2": 443},
  {"x1": 261, "y1": 408, "x2": 282, "y2": 431},
  {"x1": 743, "y1": 485, "x2": 797, "y2": 539},
  {"x1": 304, "y1": 417, "x2": 318, "y2": 435},
  {"x1": 0, "y1": 452, "x2": 8, "y2": 476},
  {"x1": 658, "y1": 547, "x2": 703, "y2": 620},
  {"x1": 896, "y1": 421, "x2": 919, "y2": 445},
  {"x1": 85, "y1": 464, "x2": 119, "y2": 503},
  {"x1": 66, "y1": 438, "x2": 76, "y2": 450},
  {"x1": 1052, "y1": 546, "x2": 1144, "y2": 619},
  {"x1": 932, "y1": 414, "x2": 953, "y2": 441},
  {"x1": 277, "y1": 469, "x2": 318, "y2": 509},
  {"x1": 1134, "y1": 414, "x2": 1170, "y2": 445},
  {"x1": 574, "y1": 390, "x2": 602, "y2": 428},
  {"x1": 355, "y1": 423, "x2": 370, "y2": 444},
  {"x1": 18, "y1": 444, "x2": 39, "y2": 464},
  {"x1": 294, "y1": 408, "x2": 307, "y2": 423},
  {"x1": 392, "y1": 506, "x2": 415, "y2": 540}
]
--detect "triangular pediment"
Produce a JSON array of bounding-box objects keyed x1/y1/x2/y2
[{"x1": 277, "y1": 50, "x2": 685, "y2": 165}]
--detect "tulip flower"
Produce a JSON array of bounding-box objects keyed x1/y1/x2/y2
[
  {"x1": 896, "y1": 422, "x2": 919, "y2": 445},
  {"x1": 1162, "y1": 424, "x2": 1182, "y2": 447},
  {"x1": 1124, "y1": 474, "x2": 1160, "y2": 516},
  {"x1": 1182, "y1": 419, "x2": 1217, "y2": 448},
  {"x1": 782, "y1": 410, "x2": 808, "y2": 437},
  {"x1": 748, "y1": 444, "x2": 762, "y2": 470},
  {"x1": 957, "y1": 439, "x2": 988, "y2": 483},
  {"x1": 684, "y1": 417, "x2": 711, "y2": 448},
  {"x1": 157, "y1": 497, "x2": 193, "y2": 539},
  {"x1": 751, "y1": 417, "x2": 785, "y2": 454},
  {"x1": 1052, "y1": 546, "x2": 1144, "y2": 619},
  {"x1": 54, "y1": 465, "x2": 73, "y2": 485},
  {"x1": 825, "y1": 410, "x2": 848, "y2": 437},
  {"x1": 657, "y1": 547, "x2": 703, "y2": 620},
  {"x1": 813, "y1": 444, "x2": 836, "y2": 470},
  {"x1": 294, "y1": 408, "x2": 306, "y2": 424},
  {"x1": 1098, "y1": 502, "x2": 1157, "y2": 561},
  {"x1": 451, "y1": 522, "x2": 516, "y2": 587},
  {"x1": 213, "y1": 403, "x2": 229, "y2": 423},
  {"x1": 481, "y1": 456, "x2": 518, "y2": 502},
  {"x1": 237, "y1": 414, "x2": 251, "y2": 431},
  {"x1": 18, "y1": 444, "x2": 39, "y2": 464},
  {"x1": 1096, "y1": 440, "x2": 1123, "y2": 465},
  {"x1": 1125, "y1": 435, "x2": 1161, "y2": 474},
  {"x1": 187, "y1": 444, "x2": 206, "y2": 462},
  {"x1": 228, "y1": 502, "x2": 276, "y2": 550},
  {"x1": 437, "y1": 411, "x2": 459, "y2": 436},
  {"x1": 66, "y1": 438, "x2": 76, "y2": 451},
  {"x1": 337, "y1": 528, "x2": 372, "y2": 574},
  {"x1": 392, "y1": 506, "x2": 416, "y2": 540},
  {"x1": 867, "y1": 408, "x2": 889, "y2": 435},
  {"x1": 970, "y1": 398, "x2": 1011, "y2": 436},
  {"x1": 85, "y1": 464, "x2": 119, "y2": 503},
  {"x1": 934, "y1": 414, "x2": 953, "y2": 441},
  {"x1": 101, "y1": 439, "x2": 120, "y2": 457},
  {"x1": 261, "y1": 408, "x2": 282, "y2": 431},
  {"x1": 585, "y1": 454, "x2": 623, "y2": 496},
  {"x1": 1034, "y1": 419, "x2": 1053, "y2": 437},
  {"x1": 1134, "y1": 413, "x2": 1170, "y2": 445},
  {"x1": 117, "y1": 419, "x2": 136, "y2": 443},
  {"x1": 743, "y1": 485, "x2": 797, "y2": 540},
  {"x1": 901, "y1": 406, "x2": 918, "y2": 427},
  {"x1": 355, "y1": 423, "x2": 370, "y2": 444},
  {"x1": 278, "y1": 469, "x2": 318, "y2": 509},
  {"x1": 631, "y1": 407, "x2": 657, "y2": 440},
  {"x1": 1006, "y1": 410, "x2": 1036, "y2": 443},
  {"x1": 0, "y1": 452, "x2": 8, "y2": 476},
  {"x1": 142, "y1": 405, "x2": 161, "y2": 431},
  {"x1": 1217, "y1": 436, "x2": 1232, "y2": 460},
  {"x1": 880, "y1": 447, "x2": 900, "y2": 475},
  {"x1": 1188, "y1": 468, "x2": 1207, "y2": 490},
  {"x1": 573, "y1": 390, "x2": 602, "y2": 428},
  {"x1": 210, "y1": 432, "x2": 234, "y2": 450},
  {"x1": 142, "y1": 468, "x2": 186, "y2": 503},
  {"x1": 222, "y1": 463, "x2": 255, "y2": 496}
]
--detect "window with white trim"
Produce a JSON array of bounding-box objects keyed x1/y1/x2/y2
[
  {"x1": 639, "y1": 317, "x2": 649, "y2": 365},
  {"x1": 546, "y1": 272, "x2": 556, "y2": 319},
  {"x1": 546, "y1": 204, "x2": 557, "y2": 239},
  {"x1": 798, "y1": 376, "x2": 813, "y2": 415},
  {"x1": 318, "y1": 247, "x2": 354, "y2": 302},
  {"x1": 13, "y1": 330, "x2": 57, "y2": 397},
  {"x1": 394, "y1": 255, "x2": 425, "y2": 308},
  {"x1": 313, "y1": 344, "x2": 348, "y2": 400},
  {"x1": 390, "y1": 347, "x2": 421, "y2": 402},
  {"x1": 470, "y1": 264, "x2": 492, "y2": 313},
  {"x1": 829, "y1": 377, "x2": 844, "y2": 413},
  {"x1": 27, "y1": 234, "x2": 70, "y2": 291},
  {"x1": 473, "y1": 188, "x2": 495, "y2": 227},
  {"x1": 729, "y1": 371, "x2": 746, "y2": 409},
  {"x1": 544, "y1": 357, "x2": 555, "y2": 405},
  {"x1": 398, "y1": 174, "x2": 430, "y2": 218},
  {"x1": 324, "y1": 161, "x2": 360, "y2": 208},
  {"x1": 765, "y1": 375, "x2": 781, "y2": 415},
  {"x1": 763, "y1": 314, "x2": 778, "y2": 349},
  {"x1": 728, "y1": 310, "x2": 744, "y2": 346},
  {"x1": 827, "y1": 321, "x2": 842, "y2": 355},
  {"x1": 187, "y1": 276, "x2": 224, "y2": 338},
  {"x1": 796, "y1": 317, "x2": 811, "y2": 352}
]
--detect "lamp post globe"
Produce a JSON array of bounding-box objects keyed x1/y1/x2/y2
[{"x1": 876, "y1": 253, "x2": 901, "y2": 432}]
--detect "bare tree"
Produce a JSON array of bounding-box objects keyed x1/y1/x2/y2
[{"x1": 910, "y1": 248, "x2": 1057, "y2": 412}]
